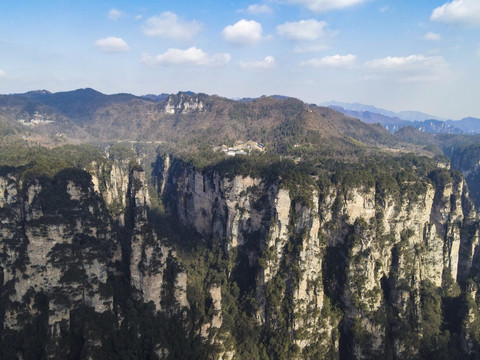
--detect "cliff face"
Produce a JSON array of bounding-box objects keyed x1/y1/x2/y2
[
  {"x1": 157, "y1": 156, "x2": 480, "y2": 359},
  {"x1": 0, "y1": 168, "x2": 121, "y2": 358},
  {"x1": 128, "y1": 168, "x2": 188, "y2": 312},
  {"x1": 0, "y1": 162, "x2": 192, "y2": 359},
  {"x1": 163, "y1": 93, "x2": 206, "y2": 115},
  {"x1": 1, "y1": 153, "x2": 480, "y2": 359},
  {"x1": 448, "y1": 144, "x2": 480, "y2": 211}
]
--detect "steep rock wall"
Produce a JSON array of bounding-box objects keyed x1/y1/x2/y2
[
  {"x1": 2, "y1": 153, "x2": 480, "y2": 359},
  {"x1": 0, "y1": 169, "x2": 121, "y2": 358},
  {"x1": 0, "y1": 163, "x2": 192, "y2": 359},
  {"x1": 156, "y1": 156, "x2": 480, "y2": 359},
  {"x1": 128, "y1": 169, "x2": 188, "y2": 312}
]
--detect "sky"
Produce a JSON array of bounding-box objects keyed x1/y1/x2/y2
[{"x1": 0, "y1": 0, "x2": 479, "y2": 119}]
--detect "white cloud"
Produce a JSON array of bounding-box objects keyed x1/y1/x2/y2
[
  {"x1": 431, "y1": 0, "x2": 480, "y2": 26},
  {"x1": 108, "y1": 9, "x2": 125, "y2": 20},
  {"x1": 301, "y1": 54, "x2": 356, "y2": 67},
  {"x1": 95, "y1": 37, "x2": 130, "y2": 52},
  {"x1": 276, "y1": 19, "x2": 328, "y2": 41},
  {"x1": 239, "y1": 56, "x2": 276, "y2": 70},
  {"x1": 286, "y1": 0, "x2": 367, "y2": 12},
  {"x1": 245, "y1": 4, "x2": 273, "y2": 14},
  {"x1": 424, "y1": 31, "x2": 442, "y2": 41},
  {"x1": 364, "y1": 54, "x2": 448, "y2": 82},
  {"x1": 143, "y1": 12, "x2": 203, "y2": 40},
  {"x1": 294, "y1": 43, "x2": 329, "y2": 53},
  {"x1": 222, "y1": 19, "x2": 264, "y2": 45},
  {"x1": 142, "y1": 47, "x2": 231, "y2": 67},
  {"x1": 0, "y1": 69, "x2": 7, "y2": 78},
  {"x1": 365, "y1": 55, "x2": 446, "y2": 70}
]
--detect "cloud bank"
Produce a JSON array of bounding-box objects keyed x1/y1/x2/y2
[
  {"x1": 142, "y1": 47, "x2": 231, "y2": 67},
  {"x1": 301, "y1": 54, "x2": 356, "y2": 67},
  {"x1": 223, "y1": 19, "x2": 264, "y2": 45},
  {"x1": 286, "y1": 0, "x2": 367, "y2": 12},
  {"x1": 143, "y1": 12, "x2": 203, "y2": 40},
  {"x1": 245, "y1": 4, "x2": 273, "y2": 14},
  {"x1": 364, "y1": 54, "x2": 448, "y2": 82},
  {"x1": 95, "y1": 37, "x2": 130, "y2": 52},
  {"x1": 431, "y1": 0, "x2": 480, "y2": 26},
  {"x1": 365, "y1": 55, "x2": 446, "y2": 70},
  {"x1": 276, "y1": 19, "x2": 328, "y2": 41},
  {"x1": 108, "y1": 9, "x2": 125, "y2": 21},
  {"x1": 239, "y1": 56, "x2": 276, "y2": 70},
  {"x1": 424, "y1": 31, "x2": 442, "y2": 41}
]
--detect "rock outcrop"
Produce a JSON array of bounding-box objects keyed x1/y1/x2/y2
[{"x1": 163, "y1": 93, "x2": 206, "y2": 115}]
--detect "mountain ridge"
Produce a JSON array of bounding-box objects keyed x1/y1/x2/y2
[
  {"x1": 0, "y1": 89, "x2": 399, "y2": 153},
  {"x1": 5, "y1": 89, "x2": 479, "y2": 134}
]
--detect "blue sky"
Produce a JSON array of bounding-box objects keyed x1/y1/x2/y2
[{"x1": 0, "y1": 0, "x2": 479, "y2": 119}]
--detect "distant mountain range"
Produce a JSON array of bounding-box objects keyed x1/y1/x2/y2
[
  {"x1": 322, "y1": 101, "x2": 446, "y2": 122},
  {"x1": 323, "y1": 101, "x2": 480, "y2": 135}
]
